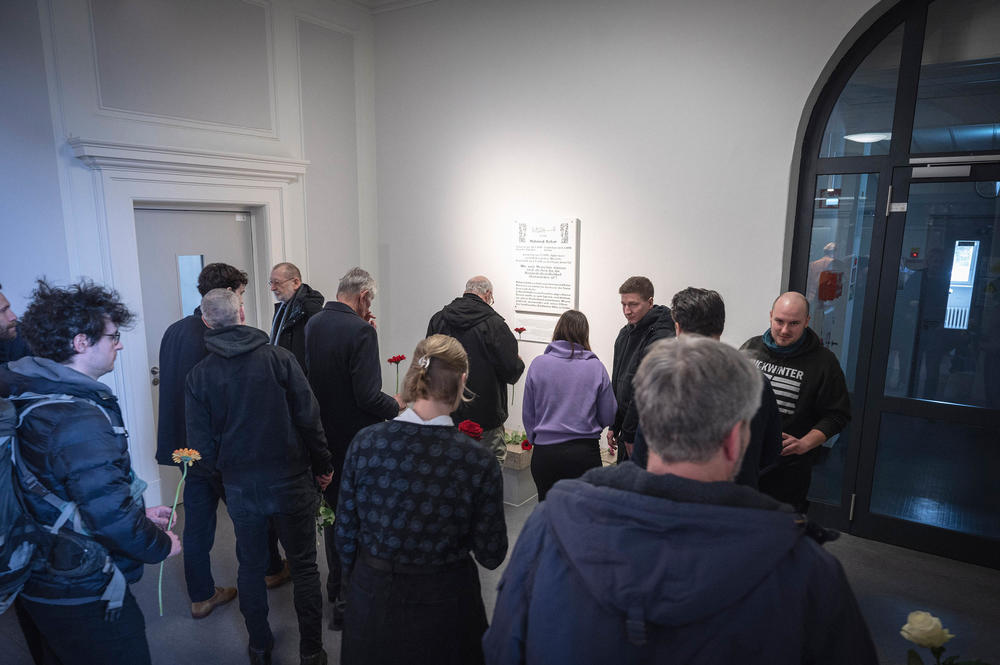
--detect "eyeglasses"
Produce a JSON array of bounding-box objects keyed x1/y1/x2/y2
[
  {"x1": 267, "y1": 277, "x2": 294, "y2": 288},
  {"x1": 104, "y1": 331, "x2": 121, "y2": 343}
]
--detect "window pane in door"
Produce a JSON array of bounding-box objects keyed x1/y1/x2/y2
[
  {"x1": 805, "y1": 173, "x2": 878, "y2": 506},
  {"x1": 819, "y1": 26, "x2": 902, "y2": 158},
  {"x1": 870, "y1": 413, "x2": 1000, "y2": 538},
  {"x1": 911, "y1": 0, "x2": 1000, "y2": 153},
  {"x1": 177, "y1": 254, "x2": 204, "y2": 317},
  {"x1": 884, "y1": 181, "x2": 1000, "y2": 408}
]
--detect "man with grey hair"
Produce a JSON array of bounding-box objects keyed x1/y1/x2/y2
[
  {"x1": 268, "y1": 262, "x2": 324, "y2": 371},
  {"x1": 427, "y1": 275, "x2": 524, "y2": 463},
  {"x1": 186, "y1": 288, "x2": 333, "y2": 665},
  {"x1": 305, "y1": 267, "x2": 403, "y2": 630},
  {"x1": 485, "y1": 336, "x2": 876, "y2": 664}
]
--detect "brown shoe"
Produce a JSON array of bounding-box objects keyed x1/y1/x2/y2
[
  {"x1": 190, "y1": 586, "x2": 237, "y2": 619},
  {"x1": 265, "y1": 560, "x2": 291, "y2": 589}
]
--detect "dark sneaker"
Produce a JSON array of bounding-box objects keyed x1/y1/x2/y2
[
  {"x1": 300, "y1": 649, "x2": 328, "y2": 665},
  {"x1": 248, "y1": 644, "x2": 272, "y2": 665}
]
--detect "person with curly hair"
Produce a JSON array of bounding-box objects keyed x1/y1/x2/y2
[{"x1": 0, "y1": 279, "x2": 180, "y2": 664}]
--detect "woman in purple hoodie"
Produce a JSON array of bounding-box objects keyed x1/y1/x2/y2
[{"x1": 522, "y1": 310, "x2": 617, "y2": 500}]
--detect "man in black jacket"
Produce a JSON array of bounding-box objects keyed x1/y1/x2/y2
[
  {"x1": 631, "y1": 288, "x2": 781, "y2": 489},
  {"x1": 268, "y1": 262, "x2": 324, "y2": 371},
  {"x1": 740, "y1": 292, "x2": 851, "y2": 512},
  {"x1": 186, "y1": 288, "x2": 333, "y2": 665},
  {"x1": 305, "y1": 266, "x2": 402, "y2": 629},
  {"x1": 156, "y1": 262, "x2": 288, "y2": 619},
  {"x1": 1, "y1": 279, "x2": 179, "y2": 664},
  {"x1": 610, "y1": 276, "x2": 675, "y2": 462},
  {"x1": 426, "y1": 275, "x2": 524, "y2": 463}
]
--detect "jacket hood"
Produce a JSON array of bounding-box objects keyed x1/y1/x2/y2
[
  {"x1": 629, "y1": 304, "x2": 674, "y2": 335},
  {"x1": 541, "y1": 463, "x2": 802, "y2": 627},
  {"x1": 205, "y1": 325, "x2": 269, "y2": 358},
  {"x1": 545, "y1": 340, "x2": 597, "y2": 361},
  {"x1": 438, "y1": 293, "x2": 500, "y2": 331},
  {"x1": 2, "y1": 356, "x2": 114, "y2": 400},
  {"x1": 759, "y1": 326, "x2": 821, "y2": 360}
]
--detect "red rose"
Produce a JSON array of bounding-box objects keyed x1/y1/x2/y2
[
  {"x1": 458, "y1": 420, "x2": 483, "y2": 440},
  {"x1": 387, "y1": 354, "x2": 406, "y2": 364},
  {"x1": 514, "y1": 327, "x2": 526, "y2": 334},
  {"x1": 520, "y1": 439, "x2": 532, "y2": 450}
]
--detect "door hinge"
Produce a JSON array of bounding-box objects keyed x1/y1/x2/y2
[{"x1": 849, "y1": 493, "x2": 857, "y2": 522}]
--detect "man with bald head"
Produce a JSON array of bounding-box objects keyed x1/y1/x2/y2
[
  {"x1": 427, "y1": 275, "x2": 525, "y2": 463},
  {"x1": 741, "y1": 292, "x2": 850, "y2": 512}
]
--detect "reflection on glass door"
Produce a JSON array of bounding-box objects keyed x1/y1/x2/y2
[
  {"x1": 870, "y1": 179, "x2": 1000, "y2": 540},
  {"x1": 803, "y1": 173, "x2": 878, "y2": 506}
]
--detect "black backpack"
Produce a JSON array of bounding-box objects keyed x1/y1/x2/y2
[{"x1": 0, "y1": 395, "x2": 127, "y2": 618}]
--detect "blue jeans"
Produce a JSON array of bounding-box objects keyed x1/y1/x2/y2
[
  {"x1": 183, "y1": 472, "x2": 283, "y2": 603},
  {"x1": 18, "y1": 588, "x2": 150, "y2": 665},
  {"x1": 226, "y1": 473, "x2": 323, "y2": 655}
]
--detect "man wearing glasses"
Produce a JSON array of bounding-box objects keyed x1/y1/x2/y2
[{"x1": 268, "y1": 262, "x2": 325, "y2": 371}]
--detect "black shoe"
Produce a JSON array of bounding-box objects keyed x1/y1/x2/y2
[
  {"x1": 301, "y1": 649, "x2": 328, "y2": 665},
  {"x1": 248, "y1": 644, "x2": 272, "y2": 665},
  {"x1": 328, "y1": 600, "x2": 345, "y2": 631}
]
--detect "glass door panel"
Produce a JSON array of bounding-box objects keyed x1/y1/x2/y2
[
  {"x1": 804, "y1": 173, "x2": 878, "y2": 506},
  {"x1": 884, "y1": 180, "x2": 1000, "y2": 407}
]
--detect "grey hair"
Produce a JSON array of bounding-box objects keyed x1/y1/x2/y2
[
  {"x1": 464, "y1": 276, "x2": 493, "y2": 296},
  {"x1": 634, "y1": 336, "x2": 762, "y2": 464},
  {"x1": 337, "y1": 267, "x2": 376, "y2": 298},
  {"x1": 201, "y1": 288, "x2": 241, "y2": 329},
  {"x1": 271, "y1": 262, "x2": 301, "y2": 280}
]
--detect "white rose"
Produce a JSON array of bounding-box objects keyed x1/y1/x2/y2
[{"x1": 900, "y1": 611, "x2": 955, "y2": 649}]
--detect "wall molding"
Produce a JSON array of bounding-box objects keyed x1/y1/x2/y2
[{"x1": 69, "y1": 138, "x2": 309, "y2": 183}]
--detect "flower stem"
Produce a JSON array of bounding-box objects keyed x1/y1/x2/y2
[
  {"x1": 159, "y1": 462, "x2": 188, "y2": 616},
  {"x1": 395, "y1": 365, "x2": 399, "y2": 393}
]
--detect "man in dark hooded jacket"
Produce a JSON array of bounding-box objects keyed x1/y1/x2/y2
[
  {"x1": 185, "y1": 288, "x2": 333, "y2": 665},
  {"x1": 484, "y1": 336, "x2": 876, "y2": 665},
  {"x1": 268, "y1": 262, "x2": 324, "y2": 371},
  {"x1": 427, "y1": 275, "x2": 524, "y2": 463},
  {"x1": 740, "y1": 292, "x2": 850, "y2": 512},
  {"x1": 610, "y1": 276, "x2": 674, "y2": 462}
]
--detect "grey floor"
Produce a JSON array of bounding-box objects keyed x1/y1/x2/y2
[{"x1": 3, "y1": 498, "x2": 999, "y2": 664}]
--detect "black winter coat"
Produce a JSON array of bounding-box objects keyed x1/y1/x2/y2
[
  {"x1": 305, "y1": 302, "x2": 398, "y2": 472},
  {"x1": 0, "y1": 358, "x2": 172, "y2": 600},
  {"x1": 185, "y1": 325, "x2": 331, "y2": 484},
  {"x1": 426, "y1": 294, "x2": 525, "y2": 430},
  {"x1": 611, "y1": 304, "x2": 675, "y2": 443},
  {"x1": 156, "y1": 307, "x2": 208, "y2": 467},
  {"x1": 270, "y1": 283, "x2": 324, "y2": 371}
]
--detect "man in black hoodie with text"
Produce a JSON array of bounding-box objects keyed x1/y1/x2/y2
[
  {"x1": 610, "y1": 276, "x2": 675, "y2": 463},
  {"x1": 741, "y1": 291, "x2": 850, "y2": 512},
  {"x1": 186, "y1": 288, "x2": 333, "y2": 665},
  {"x1": 427, "y1": 275, "x2": 524, "y2": 464}
]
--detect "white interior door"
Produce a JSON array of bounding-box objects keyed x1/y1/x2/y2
[{"x1": 135, "y1": 208, "x2": 257, "y2": 495}]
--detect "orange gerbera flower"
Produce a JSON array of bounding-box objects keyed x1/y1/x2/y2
[{"x1": 171, "y1": 448, "x2": 202, "y2": 464}]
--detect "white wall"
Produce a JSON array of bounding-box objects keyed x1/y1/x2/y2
[
  {"x1": 372, "y1": 0, "x2": 881, "y2": 432},
  {"x1": 0, "y1": 1, "x2": 70, "y2": 312}
]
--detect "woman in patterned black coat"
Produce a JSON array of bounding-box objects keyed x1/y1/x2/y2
[{"x1": 335, "y1": 334, "x2": 508, "y2": 665}]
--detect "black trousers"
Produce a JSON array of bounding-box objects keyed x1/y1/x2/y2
[
  {"x1": 530, "y1": 438, "x2": 602, "y2": 501},
  {"x1": 225, "y1": 473, "x2": 323, "y2": 655},
  {"x1": 759, "y1": 456, "x2": 814, "y2": 513},
  {"x1": 18, "y1": 588, "x2": 150, "y2": 665}
]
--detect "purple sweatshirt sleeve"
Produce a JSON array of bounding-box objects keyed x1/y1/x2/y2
[
  {"x1": 521, "y1": 362, "x2": 538, "y2": 443},
  {"x1": 596, "y1": 365, "x2": 617, "y2": 428}
]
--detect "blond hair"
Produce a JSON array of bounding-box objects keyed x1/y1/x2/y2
[{"x1": 402, "y1": 335, "x2": 469, "y2": 406}]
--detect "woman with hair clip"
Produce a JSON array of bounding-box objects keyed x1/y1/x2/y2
[
  {"x1": 522, "y1": 309, "x2": 617, "y2": 500},
  {"x1": 334, "y1": 334, "x2": 508, "y2": 665}
]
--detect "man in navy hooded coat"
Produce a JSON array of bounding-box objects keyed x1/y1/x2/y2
[{"x1": 484, "y1": 336, "x2": 876, "y2": 665}]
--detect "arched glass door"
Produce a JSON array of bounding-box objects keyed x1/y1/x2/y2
[{"x1": 793, "y1": 0, "x2": 1000, "y2": 567}]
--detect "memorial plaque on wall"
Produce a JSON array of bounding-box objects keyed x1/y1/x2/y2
[{"x1": 513, "y1": 219, "x2": 579, "y2": 316}]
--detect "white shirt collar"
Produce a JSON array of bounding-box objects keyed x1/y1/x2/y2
[{"x1": 394, "y1": 407, "x2": 453, "y2": 427}]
